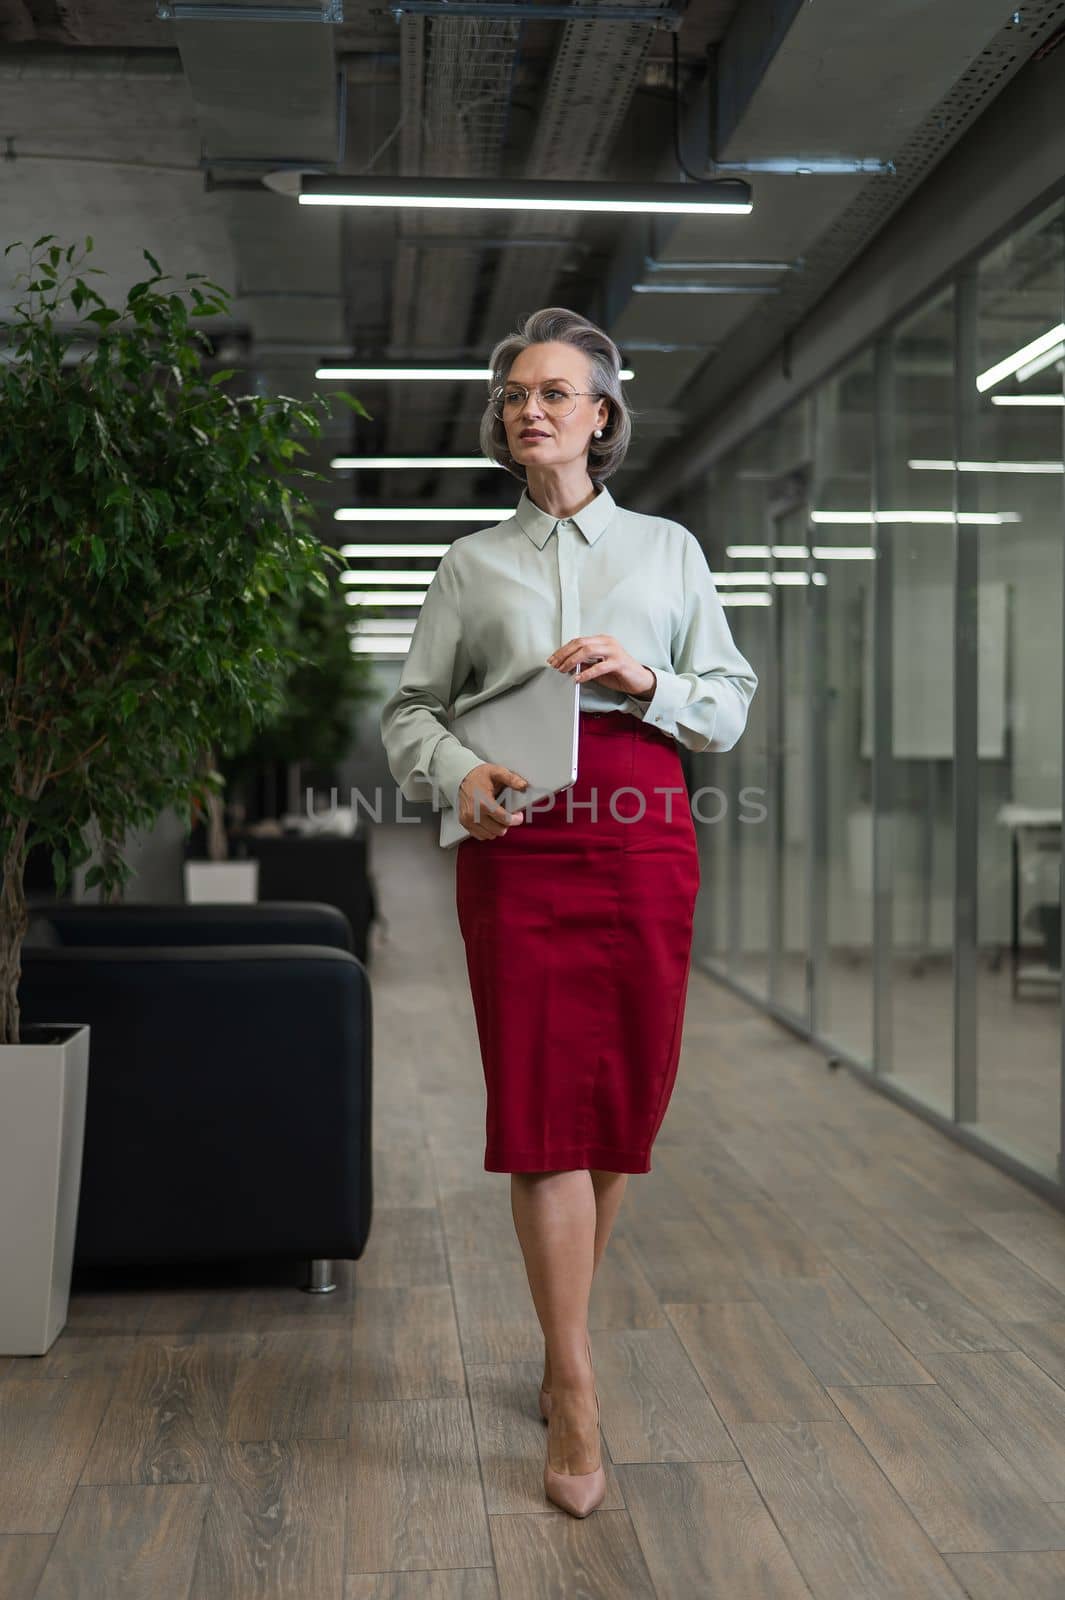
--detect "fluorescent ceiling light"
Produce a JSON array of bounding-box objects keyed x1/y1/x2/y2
[
  {"x1": 334, "y1": 507, "x2": 513, "y2": 521},
  {"x1": 644, "y1": 258, "x2": 797, "y2": 272},
  {"x1": 810, "y1": 512, "x2": 885, "y2": 524},
  {"x1": 631, "y1": 284, "x2": 781, "y2": 295},
  {"x1": 339, "y1": 543, "x2": 451, "y2": 557},
  {"x1": 721, "y1": 593, "x2": 773, "y2": 606},
  {"x1": 317, "y1": 366, "x2": 634, "y2": 380},
  {"x1": 299, "y1": 175, "x2": 752, "y2": 216},
  {"x1": 345, "y1": 592, "x2": 429, "y2": 606},
  {"x1": 340, "y1": 571, "x2": 442, "y2": 584},
  {"x1": 350, "y1": 618, "x2": 417, "y2": 634},
  {"x1": 1016, "y1": 342, "x2": 1065, "y2": 384},
  {"x1": 991, "y1": 394, "x2": 1064, "y2": 406},
  {"x1": 976, "y1": 322, "x2": 1065, "y2": 392},
  {"x1": 908, "y1": 458, "x2": 1064, "y2": 473},
  {"x1": 709, "y1": 158, "x2": 891, "y2": 175},
  {"x1": 811, "y1": 510, "x2": 1020, "y2": 524},
  {"x1": 322, "y1": 368, "x2": 491, "y2": 381},
  {"x1": 714, "y1": 571, "x2": 827, "y2": 586},
  {"x1": 331, "y1": 455, "x2": 499, "y2": 469},
  {"x1": 725, "y1": 544, "x2": 809, "y2": 559},
  {"x1": 351, "y1": 638, "x2": 412, "y2": 654},
  {"x1": 726, "y1": 542, "x2": 876, "y2": 560}
]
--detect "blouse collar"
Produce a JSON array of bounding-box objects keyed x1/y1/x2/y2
[{"x1": 513, "y1": 480, "x2": 616, "y2": 549}]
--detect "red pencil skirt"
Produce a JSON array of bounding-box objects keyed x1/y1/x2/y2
[{"x1": 455, "y1": 708, "x2": 701, "y2": 1174}]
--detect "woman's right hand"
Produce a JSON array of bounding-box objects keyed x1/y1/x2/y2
[{"x1": 458, "y1": 763, "x2": 529, "y2": 840}]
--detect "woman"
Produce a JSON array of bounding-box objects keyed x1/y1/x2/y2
[{"x1": 379, "y1": 307, "x2": 757, "y2": 1518}]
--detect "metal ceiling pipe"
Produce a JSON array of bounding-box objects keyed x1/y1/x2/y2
[{"x1": 0, "y1": 48, "x2": 183, "y2": 78}]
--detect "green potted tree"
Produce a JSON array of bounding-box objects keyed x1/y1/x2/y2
[{"x1": 0, "y1": 234, "x2": 368, "y2": 1353}]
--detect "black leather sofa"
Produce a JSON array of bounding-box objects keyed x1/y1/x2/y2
[
  {"x1": 17, "y1": 902, "x2": 372, "y2": 1281},
  {"x1": 216, "y1": 834, "x2": 376, "y2": 968}
]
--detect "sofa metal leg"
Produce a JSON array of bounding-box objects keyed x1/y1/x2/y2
[{"x1": 304, "y1": 1258, "x2": 337, "y2": 1294}]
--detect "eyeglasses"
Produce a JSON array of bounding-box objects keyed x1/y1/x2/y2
[{"x1": 490, "y1": 381, "x2": 602, "y2": 419}]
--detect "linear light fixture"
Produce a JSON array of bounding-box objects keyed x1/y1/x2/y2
[
  {"x1": 322, "y1": 367, "x2": 492, "y2": 381},
  {"x1": 908, "y1": 458, "x2": 1064, "y2": 474},
  {"x1": 810, "y1": 510, "x2": 1020, "y2": 524},
  {"x1": 724, "y1": 543, "x2": 811, "y2": 558},
  {"x1": 334, "y1": 507, "x2": 513, "y2": 521},
  {"x1": 991, "y1": 394, "x2": 1064, "y2": 406},
  {"x1": 331, "y1": 455, "x2": 499, "y2": 469},
  {"x1": 720, "y1": 593, "x2": 773, "y2": 606},
  {"x1": 725, "y1": 543, "x2": 875, "y2": 559},
  {"x1": 339, "y1": 543, "x2": 451, "y2": 557},
  {"x1": 345, "y1": 591, "x2": 428, "y2": 606},
  {"x1": 707, "y1": 158, "x2": 892, "y2": 175},
  {"x1": 715, "y1": 572, "x2": 827, "y2": 587},
  {"x1": 643, "y1": 258, "x2": 798, "y2": 272},
  {"x1": 317, "y1": 365, "x2": 634, "y2": 380},
  {"x1": 812, "y1": 547, "x2": 875, "y2": 560},
  {"x1": 976, "y1": 322, "x2": 1065, "y2": 392},
  {"x1": 1016, "y1": 342, "x2": 1065, "y2": 384},
  {"x1": 351, "y1": 638, "x2": 413, "y2": 654},
  {"x1": 725, "y1": 543, "x2": 809, "y2": 558},
  {"x1": 350, "y1": 618, "x2": 417, "y2": 633},
  {"x1": 340, "y1": 571, "x2": 444, "y2": 584},
  {"x1": 631, "y1": 284, "x2": 781, "y2": 295},
  {"x1": 299, "y1": 175, "x2": 752, "y2": 216}
]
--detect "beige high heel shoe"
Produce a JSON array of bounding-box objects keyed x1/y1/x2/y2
[
  {"x1": 539, "y1": 1338, "x2": 592, "y2": 1423},
  {"x1": 543, "y1": 1388, "x2": 605, "y2": 1518}
]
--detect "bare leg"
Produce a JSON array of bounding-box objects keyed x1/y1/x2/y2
[
  {"x1": 511, "y1": 1169, "x2": 601, "y2": 1471},
  {"x1": 542, "y1": 1168, "x2": 628, "y2": 1392}
]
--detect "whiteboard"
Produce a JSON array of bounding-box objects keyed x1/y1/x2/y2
[{"x1": 860, "y1": 579, "x2": 1008, "y2": 759}]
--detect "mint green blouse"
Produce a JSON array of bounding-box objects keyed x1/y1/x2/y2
[{"x1": 379, "y1": 479, "x2": 759, "y2": 811}]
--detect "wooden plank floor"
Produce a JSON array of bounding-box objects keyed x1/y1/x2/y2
[{"x1": 3, "y1": 818, "x2": 1065, "y2": 1598}]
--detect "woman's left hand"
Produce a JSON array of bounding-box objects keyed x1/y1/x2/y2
[{"x1": 547, "y1": 636, "x2": 656, "y2": 699}]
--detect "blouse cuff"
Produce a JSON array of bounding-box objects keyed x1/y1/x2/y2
[
  {"x1": 625, "y1": 668, "x2": 691, "y2": 739},
  {"x1": 431, "y1": 738, "x2": 485, "y2": 812}
]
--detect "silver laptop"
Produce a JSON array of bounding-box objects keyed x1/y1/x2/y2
[{"x1": 438, "y1": 664, "x2": 581, "y2": 848}]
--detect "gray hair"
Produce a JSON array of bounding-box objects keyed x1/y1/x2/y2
[{"x1": 478, "y1": 306, "x2": 635, "y2": 483}]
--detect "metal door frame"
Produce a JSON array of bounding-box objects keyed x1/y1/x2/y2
[{"x1": 766, "y1": 473, "x2": 815, "y2": 1032}]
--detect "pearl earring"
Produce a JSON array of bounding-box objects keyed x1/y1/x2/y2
[{"x1": 593, "y1": 428, "x2": 603, "y2": 437}]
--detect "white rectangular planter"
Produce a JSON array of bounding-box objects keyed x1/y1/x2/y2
[
  {"x1": 0, "y1": 1022, "x2": 90, "y2": 1356},
  {"x1": 184, "y1": 859, "x2": 259, "y2": 903}
]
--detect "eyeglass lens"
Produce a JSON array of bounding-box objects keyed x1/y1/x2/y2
[{"x1": 496, "y1": 383, "x2": 578, "y2": 415}]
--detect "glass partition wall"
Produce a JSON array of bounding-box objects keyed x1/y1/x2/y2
[
  {"x1": 968, "y1": 200, "x2": 1065, "y2": 1171},
  {"x1": 680, "y1": 193, "x2": 1065, "y2": 1196}
]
